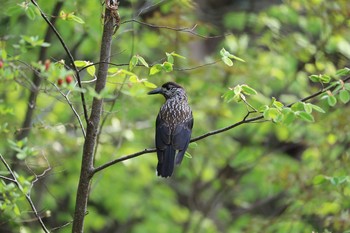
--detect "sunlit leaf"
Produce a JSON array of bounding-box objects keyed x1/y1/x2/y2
[
  {"x1": 137, "y1": 55, "x2": 149, "y2": 68},
  {"x1": 149, "y1": 64, "x2": 162, "y2": 75},
  {"x1": 74, "y1": 60, "x2": 87, "y2": 67},
  {"x1": 327, "y1": 95, "x2": 337, "y2": 106},
  {"x1": 241, "y1": 85, "x2": 257, "y2": 95},
  {"x1": 129, "y1": 55, "x2": 138, "y2": 71},
  {"x1": 222, "y1": 56, "x2": 233, "y2": 66},
  {"x1": 162, "y1": 62, "x2": 173, "y2": 72},
  {"x1": 297, "y1": 111, "x2": 314, "y2": 122},
  {"x1": 87, "y1": 65, "x2": 96, "y2": 77},
  {"x1": 339, "y1": 89, "x2": 350, "y2": 103}
]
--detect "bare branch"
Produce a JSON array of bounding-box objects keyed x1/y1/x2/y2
[
  {"x1": 92, "y1": 76, "x2": 350, "y2": 174},
  {"x1": 121, "y1": 19, "x2": 230, "y2": 39},
  {"x1": 0, "y1": 154, "x2": 50, "y2": 233}
]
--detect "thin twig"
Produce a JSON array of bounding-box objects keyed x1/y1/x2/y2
[
  {"x1": 92, "y1": 76, "x2": 350, "y2": 175},
  {"x1": 121, "y1": 19, "x2": 230, "y2": 39},
  {"x1": 0, "y1": 154, "x2": 50, "y2": 233},
  {"x1": 31, "y1": 0, "x2": 89, "y2": 124}
]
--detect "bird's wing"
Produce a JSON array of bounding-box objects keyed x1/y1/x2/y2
[
  {"x1": 155, "y1": 114, "x2": 171, "y2": 149},
  {"x1": 155, "y1": 114, "x2": 176, "y2": 177},
  {"x1": 172, "y1": 116, "x2": 193, "y2": 164}
]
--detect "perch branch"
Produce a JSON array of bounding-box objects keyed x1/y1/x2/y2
[{"x1": 92, "y1": 76, "x2": 350, "y2": 174}]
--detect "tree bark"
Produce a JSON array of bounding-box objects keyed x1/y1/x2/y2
[{"x1": 72, "y1": 7, "x2": 116, "y2": 233}]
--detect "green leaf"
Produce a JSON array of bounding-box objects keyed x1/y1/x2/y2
[
  {"x1": 74, "y1": 60, "x2": 87, "y2": 67},
  {"x1": 335, "y1": 67, "x2": 350, "y2": 77},
  {"x1": 162, "y1": 62, "x2": 173, "y2": 72},
  {"x1": 166, "y1": 52, "x2": 174, "y2": 64},
  {"x1": 87, "y1": 65, "x2": 96, "y2": 77},
  {"x1": 282, "y1": 111, "x2": 296, "y2": 125},
  {"x1": 339, "y1": 89, "x2": 350, "y2": 104},
  {"x1": 169, "y1": 52, "x2": 186, "y2": 59},
  {"x1": 137, "y1": 55, "x2": 149, "y2": 68},
  {"x1": 129, "y1": 55, "x2": 138, "y2": 71},
  {"x1": 129, "y1": 76, "x2": 139, "y2": 83},
  {"x1": 70, "y1": 15, "x2": 85, "y2": 24},
  {"x1": 310, "y1": 104, "x2": 325, "y2": 113},
  {"x1": 108, "y1": 67, "x2": 119, "y2": 73},
  {"x1": 272, "y1": 99, "x2": 284, "y2": 109},
  {"x1": 222, "y1": 90, "x2": 235, "y2": 103},
  {"x1": 313, "y1": 175, "x2": 326, "y2": 185},
  {"x1": 220, "y1": 48, "x2": 228, "y2": 57},
  {"x1": 327, "y1": 95, "x2": 337, "y2": 106},
  {"x1": 345, "y1": 83, "x2": 350, "y2": 91},
  {"x1": 227, "y1": 53, "x2": 246, "y2": 62},
  {"x1": 233, "y1": 85, "x2": 242, "y2": 95},
  {"x1": 184, "y1": 151, "x2": 192, "y2": 159},
  {"x1": 241, "y1": 85, "x2": 257, "y2": 95},
  {"x1": 143, "y1": 80, "x2": 157, "y2": 88},
  {"x1": 222, "y1": 56, "x2": 233, "y2": 66},
  {"x1": 319, "y1": 74, "x2": 331, "y2": 83},
  {"x1": 297, "y1": 111, "x2": 314, "y2": 122},
  {"x1": 303, "y1": 103, "x2": 313, "y2": 113},
  {"x1": 309, "y1": 74, "x2": 320, "y2": 82},
  {"x1": 149, "y1": 64, "x2": 163, "y2": 75},
  {"x1": 264, "y1": 107, "x2": 280, "y2": 121},
  {"x1": 291, "y1": 102, "x2": 304, "y2": 111},
  {"x1": 1, "y1": 49, "x2": 7, "y2": 60}
]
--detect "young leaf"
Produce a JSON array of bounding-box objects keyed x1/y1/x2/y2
[
  {"x1": 335, "y1": 67, "x2": 350, "y2": 77},
  {"x1": 166, "y1": 52, "x2": 174, "y2": 64},
  {"x1": 327, "y1": 95, "x2": 337, "y2": 106},
  {"x1": 297, "y1": 111, "x2": 314, "y2": 122},
  {"x1": 129, "y1": 55, "x2": 138, "y2": 71},
  {"x1": 241, "y1": 85, "x2": 257, "y2": 95},
  {"x1": 319, "y1": 74, "x2": 331, "y2": 83},
  {"x1": 149, "y1": 64, "x2": 163, "y2": 75},
  {"x1": 71, "y1": 15, "x2": 85, "y2": 24},
  {"x1": 87, "y1": 65, "x2": 96, "y2": 76},
  {"x1": 227, "y1": 53, "x2": 246, "y2": 63},
  {"x1": 339, "y1": 89, "x2": 350, "y2": 104},
  {"x1": 222, "y1": 90, "x2": 235, "y2": 103},
  {"x1": 143, "y1": 80, "x2": 157, "y2": 88},
  {"x1": 303, "y1": 103, "x2": 313, "y2": 114},
  {"x1": 282, "y1": 111, "x2": 296, "y2": 125},
  {"x1": 310, "y1": 104, "x2": 325, "y2": 113},
  {"x1": 309, "y1": 74, "x2": 320, "y2": 82},
  {"x1": 233, "y1": 85, "x2": 242, "y2": 95},
  {"x1": 137, "y1": 55, "x2": 149, "y2": 68},
  {"x1": 74, "y1": 60, "x2": 87, "y2": 67},
  {"x1": 222, "y1": 56, "x2": 233, "y2": 66},
  {"x1": 162, "y1": 62, "x2": 173, "y2": 72}
]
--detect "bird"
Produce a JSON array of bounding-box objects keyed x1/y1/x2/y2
[{"x1": 148, "y1": 82, "x2": 193, "y2": 177}]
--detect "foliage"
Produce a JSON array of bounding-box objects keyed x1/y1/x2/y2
[{"x1": 0, "y1": 0, "x2": 350, "y2": 232}]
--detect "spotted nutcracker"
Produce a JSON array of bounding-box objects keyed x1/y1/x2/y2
[{"x1": 148, "y1": 82, "x2": 193, "y2": 177}]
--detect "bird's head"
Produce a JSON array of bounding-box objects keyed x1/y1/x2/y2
[{"x1": 148, "y1": 82, "x2": 185, "y2": 100}]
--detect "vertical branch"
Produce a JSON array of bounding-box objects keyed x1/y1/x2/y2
[{"x1": 72, "y1": 5, "x2": 118, "y2": 233}]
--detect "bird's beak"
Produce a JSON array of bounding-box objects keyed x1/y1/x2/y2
[{"x1": 148, "y1": 87, "x2": 163, "y2": 95}]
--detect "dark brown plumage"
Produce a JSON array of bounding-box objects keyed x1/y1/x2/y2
[{"x1": 148, "y1": 82, "x2": 193, "y2": 177}]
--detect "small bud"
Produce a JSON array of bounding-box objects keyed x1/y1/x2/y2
[{"x1": 0, "y1": 60, "x2": 3, "y2": 69}]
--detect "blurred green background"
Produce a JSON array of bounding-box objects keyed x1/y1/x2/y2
[{"x1": 1, "y1": 0, "x2": 350, "y2": 232}]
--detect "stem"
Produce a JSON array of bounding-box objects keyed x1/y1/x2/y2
[{"x1": 71, "y1": 7, "x2": 116, "y2": 233}]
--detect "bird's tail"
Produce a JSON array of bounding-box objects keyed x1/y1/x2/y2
[{"x1": 157, "y1": 146, "x2": 176, "y2": 178}]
